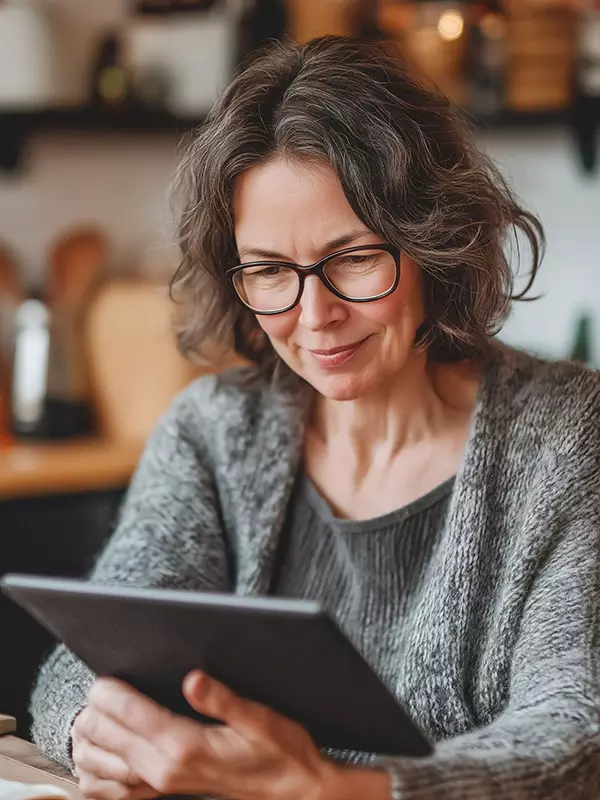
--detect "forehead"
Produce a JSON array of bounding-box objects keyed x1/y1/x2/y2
[{"x1": 232, "y1": 158, "x2": 367, "y2": 253}]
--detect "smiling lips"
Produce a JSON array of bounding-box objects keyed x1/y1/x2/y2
[{"x1": 308, "y1": 339, "x2": 366, "y2": 368}]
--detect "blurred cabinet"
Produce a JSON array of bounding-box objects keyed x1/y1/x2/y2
[
  {"x1": 0, "y1": 440, "x2": 139, "y2": 738},
  {"x1": 0, "y1": 484, "x2": 126, "y2": 738}
]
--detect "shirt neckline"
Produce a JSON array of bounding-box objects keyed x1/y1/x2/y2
[{"x1": 301, "y1": 472, "x2": 456, "y2": 534}]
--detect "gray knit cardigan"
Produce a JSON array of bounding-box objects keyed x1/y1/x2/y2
[{"x1": 30, "y1": 345, "x2": 600, "y2": 799}]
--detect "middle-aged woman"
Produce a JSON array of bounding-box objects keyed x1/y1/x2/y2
[{"x1": 31, "y1": 35, "x2": 600, "y2": 800}]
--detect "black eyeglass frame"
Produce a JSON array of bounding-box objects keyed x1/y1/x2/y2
[{"x1": 226, "y1": 243, "x2": 402, "y2": 315}]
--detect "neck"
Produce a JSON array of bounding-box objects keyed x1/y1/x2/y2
[{"x1": 310, "y1": 353, "x2": 480, "y2": 476}]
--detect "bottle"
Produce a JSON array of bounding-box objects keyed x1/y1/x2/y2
[
  {"x1": 11, "y1": 293, "x2": 51, "y2": 437},
  {"x1": 90, "y1": 31, "x2": 130, "y2": 110},
  {"x1": 467, "y1": 2, "x2": 507, "y2": 118},
  {"x1": 10, "y1": 290, "x2": 98, "y2": 440},
  {"x1": 570, "y1": 311, "x2": 594, "y2": 365},
  {"x1": 127, "y1": 0, "x2": 244, "y2": 117},
  {"x1": 571, "y1": 0, "x2": 600, "y2": 173}
]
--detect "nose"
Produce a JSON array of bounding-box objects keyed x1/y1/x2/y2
[{"x1": 298, "y1": 275, "x2": 345, "y2": 331}]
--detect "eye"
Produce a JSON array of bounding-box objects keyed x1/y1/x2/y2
[
  {"x1": 347, "y1": 255, "x2": 371, "y2": 264},
  {"x1": 244, "y1": 265, "x2": 284, "y2": 278},
  {"x1": 342, "y1": 255, "x2": 377, "y2": 269}
]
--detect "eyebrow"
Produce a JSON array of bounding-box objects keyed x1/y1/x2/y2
[{"x1": 236, "y1": 229, "x2": 373, "y2": 262}]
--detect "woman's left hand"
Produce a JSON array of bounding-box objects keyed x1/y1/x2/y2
[{"x1": 73, "y1": 671, "x2": 386, "y2": 800}]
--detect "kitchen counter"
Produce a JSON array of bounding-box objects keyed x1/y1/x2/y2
[{"x1": 0, "y1": 438, "x2": 142, "y2": 500}]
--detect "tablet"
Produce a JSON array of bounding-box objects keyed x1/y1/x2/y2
[{"x1": 1, "y1": 573, "x2": 432, "y2": 758}]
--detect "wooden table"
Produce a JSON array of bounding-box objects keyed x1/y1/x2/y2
[
  {"x1": 0, "y1": 734, "x2": 82, "y2": 800},
  {"x1": 0, "y1": 438, "x2": 142, "y2": 499}
]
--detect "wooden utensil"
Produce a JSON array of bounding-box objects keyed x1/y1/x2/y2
[
  {"x1": 45, "y1": 227, "x2": 108, "y2": 407},
  {"x1": 48, "y1": 227, "x2": 107, "y2": 312}
]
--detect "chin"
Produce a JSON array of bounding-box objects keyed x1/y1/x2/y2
[{"x1": 305, "y1": 369, "x2": 375, "y2": 401}]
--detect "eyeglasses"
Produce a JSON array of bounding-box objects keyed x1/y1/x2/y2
[{"x1": 226, "y1": 243, "x2": 401, "y2": 315}]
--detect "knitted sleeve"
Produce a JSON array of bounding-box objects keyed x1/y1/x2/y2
[{"x1": 30, "y1": 380, "x2": 232, "y2": 770}]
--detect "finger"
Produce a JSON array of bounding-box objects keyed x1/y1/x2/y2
[
  {"x1": 74, "y1": 706, "x2": 157, "y2": 769},
  {"x1": 77, "y1": 770, "x2": 155, "y2": 800},
  {"x1": 88, "y1": 678, "x2": 174, "y2": 738},
  {"x1": 183, "y1": 671, "x2": 275, "y2": 739},
  {"x1": 72, "y1": 734, "x2": 142, "y2": 786}
]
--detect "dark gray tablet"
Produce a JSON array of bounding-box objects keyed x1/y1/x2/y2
[{"x1": 1, "y1": 573, "x2": 432, "y2": 757}]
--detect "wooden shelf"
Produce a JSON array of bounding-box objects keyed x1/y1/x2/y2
[
  {"x1": 0, "y1": 101, "x2": 596, "y2": 172},
  {"x1": 0, "y1": 105, "x2": 205, "y2": 170},
  {"x1": 0, "y1": 438, "x2": 142, "y2": 500},
  {"x1": 0, "y1": 103, "x2": 564, "y2": 134},
  {"x1": 0, "y1": 103, "x2": 574, "y2": 171},
  {"x1": 0, "y1": 105, "x2": 203, "y2": 134}
]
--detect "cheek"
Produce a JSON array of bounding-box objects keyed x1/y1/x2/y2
[
  {"x1": 360, "y1": 281, "x2": 424, "y2": 330},
  {"x1": 256, "y1": 311, "x2": 298, "y2": 343}
]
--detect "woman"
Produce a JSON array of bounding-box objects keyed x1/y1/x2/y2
[{"x1": 31, "y1": 36, "x2": 600, "y2": 800}]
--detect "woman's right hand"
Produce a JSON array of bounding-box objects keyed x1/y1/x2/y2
[{"x1": 71, "y1": 706, "x2": 158, "y2": 800}]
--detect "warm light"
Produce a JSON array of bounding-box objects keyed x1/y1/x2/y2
[{"x1": 438, "y1": 10, "x2": 464, "y2": 41}]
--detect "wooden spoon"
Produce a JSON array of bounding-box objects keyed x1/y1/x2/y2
[
  {"x1": 48, "y1": 227, "x2": 108, "y2": 311},
  {"x1": 46, "y1": 227, "x2": 109, "y2": 405}
]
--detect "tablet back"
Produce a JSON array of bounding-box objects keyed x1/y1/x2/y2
[{"x1": 1, "y1": 574, "x2": 432, "y2": 758}]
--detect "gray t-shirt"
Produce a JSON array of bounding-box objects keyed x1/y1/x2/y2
[{"x1": 273, "y1": 473, "x2": 454, "y2": 692}]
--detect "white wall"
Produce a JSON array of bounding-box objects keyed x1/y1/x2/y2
[
  {"x1": 1, "y1": 0, "x2": 599, "y2": 362},
  {"x1": 0, "y1": 132, "x2": 181, "y2": 282},
  {"x1": 481, "y1": 129, "x2": 600, "y2": 362}
]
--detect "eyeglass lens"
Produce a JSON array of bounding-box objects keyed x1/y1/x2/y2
[{"x1": 233, "y1": 248, "x2": 397, "y2": 313}]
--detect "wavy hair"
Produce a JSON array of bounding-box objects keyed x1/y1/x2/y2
[{"x1": 171, "y1": 35, "x2": 544, "y2": 377}]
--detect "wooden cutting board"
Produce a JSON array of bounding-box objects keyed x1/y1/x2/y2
[{"x1": 84, "y1": 278, "x2": 202, "y2": 442}]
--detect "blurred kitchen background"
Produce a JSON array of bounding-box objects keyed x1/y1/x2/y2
[
  {"x1": 0, "y1": 0, "x2": 600, "y2": 450},
  {"x1": 1, "y1": 0, "x2": 600, "y2": 738}
]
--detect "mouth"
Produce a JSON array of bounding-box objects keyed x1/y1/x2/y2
[{"x1": 307, "y1": 338, "x2": 367, "y2": 369}]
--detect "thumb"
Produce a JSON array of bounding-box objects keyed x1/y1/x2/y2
[{"x1": 183, "y1": 671, "x2": 244, "y2": 725}]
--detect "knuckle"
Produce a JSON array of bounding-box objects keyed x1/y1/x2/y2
[
  {"x1": 249, "y1": 702, "x2": 276, "y2": 735},
  {"x1": 87, "y1": 679, "x2": 106, "y2": 705},
  {"x1": 81, "y1": 713, "x2": 99, "y2": 741},
  {"x1": 88, "y1": 677, "x2": 116, "y2": 707},
  {"x1": 151, "y1": 761, "x2": 180, "y2": 794},
  {"x1": 163, "y1": 731, "x2": 194, "y2": 765}
]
